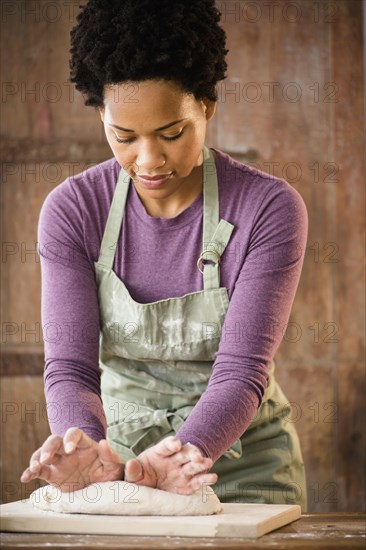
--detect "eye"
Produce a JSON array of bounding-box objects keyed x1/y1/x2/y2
[
  {"x1": 113, "y1": 130, "x2": 184, "y2": 144},
  {"x1": 114, "y1": 135, "x2": 134, "y2": 144},
  {"x1": 162, "y1": 130, "x2": 184, "y2": 141}
]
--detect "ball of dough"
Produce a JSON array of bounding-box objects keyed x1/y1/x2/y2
[{"x1": 30, "y1": 481, "x2": 223, "y2": 516}]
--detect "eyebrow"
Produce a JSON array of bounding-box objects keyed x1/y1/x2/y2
[{"x1": 108, "y1": 119, "x2": 186, "y2": 133}]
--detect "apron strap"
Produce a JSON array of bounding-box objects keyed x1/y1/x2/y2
[
  {"x1": 199, "y1": 146, "x2": 235, "y2": 290},
  {"x1": 108, "y1": 404, "x2": 243, "y2": 460},
  {"x1": 197, "y1": 218, "x2": 235, "y2": 289},
  {"x1": 202, "y1": 145, "x2": 219, "y2": 242},
  {"x1": 97, "y1": 146, "x2": 235, "y2": 286},
  {"x1": 97, "y1": 167, "x2": 131, "y2": 269}
]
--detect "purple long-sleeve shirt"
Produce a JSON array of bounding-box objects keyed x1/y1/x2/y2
[{"x1": 38, "y1": 146, "x2": 308, "y2": 462}]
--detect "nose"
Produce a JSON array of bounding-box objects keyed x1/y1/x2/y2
[{"x1": 135, "y1": 141, "x2": 166, "y2": 174}]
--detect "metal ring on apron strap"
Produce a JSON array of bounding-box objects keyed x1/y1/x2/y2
[{"x1": 196, "y1": 249, "x2": 221, "y2": 274}]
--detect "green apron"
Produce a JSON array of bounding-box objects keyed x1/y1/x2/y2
[{"x1": 94, "y1": 146, "x2": 307, "y2": 512}]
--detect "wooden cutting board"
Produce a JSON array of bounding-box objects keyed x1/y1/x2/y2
[{"x1": 0, "y1": 500, "x2": 301, "y2": 539}]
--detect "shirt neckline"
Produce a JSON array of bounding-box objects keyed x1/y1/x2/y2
[{"x1": 126, "y1": 147, "x2": 220, "y2": 230}]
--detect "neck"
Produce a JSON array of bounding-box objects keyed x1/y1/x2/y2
[
  {"x1": 139, "y1": 166, "x2": 203, "y2": 218},
  {"x1": 135, "y1": 149, "x2": 215, "y2": 219}
]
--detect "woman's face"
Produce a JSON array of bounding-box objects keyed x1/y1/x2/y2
[{"x1": 98, "y1": 79, "x2": 216, "y2": 208}]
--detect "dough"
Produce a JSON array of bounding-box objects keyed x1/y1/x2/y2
[{"x1": 30, "y1": 481, "x2": 223, "y2": 516}]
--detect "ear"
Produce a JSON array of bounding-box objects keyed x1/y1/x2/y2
[
  {"x1": 98, "y1": 106, "x2": 105, "y2": 123},
  {"x1": 202, "y1": 98, "x2": 217, "y2": 122}
]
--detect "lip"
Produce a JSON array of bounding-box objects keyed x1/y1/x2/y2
[{"x1": 137, "y1": 173, "x2": 173, "y2": 187}]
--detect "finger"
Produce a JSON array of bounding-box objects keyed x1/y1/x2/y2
[
  {"x1": 154, "y1": 436, "x2": 182, "y2": 457},
  {"x1": 180, "y1": 444, "x2": 207, "y2": 464},
  {"x1": 170, "y1": 447, "x2": 212, "y2": 469},
  {"x1": 63, "y1": 427, "x2": 86, "y2": 453},
  {"x1": 20, "y1": 462, "x2": 54, "y2": 484},
  {"x1": 200, "y1": 457, "x2": 213, "y2": 470},
  {"x1": 20, "y1": 467, "x2": 37, "y2": 483},
  {"x1": 98, "y1": 439, "x2": 124, "y2": 470},
  {"x1": 124, "y1": 458, "x2": 144, "y2": 482},
  {"x1": 21, "y1": 448, "x2": 43, "y2": 481},
  {"x1": 171, "y1": 442, "x2": 208, "y2": 466},
  {"x1": 25, "y1": 448, "x2": 42, "y2": 474},
  {"x1": 39, "y1": 435, "x2": 64, "y2": 464},
  {"x1": 190, "y1": 473, "x2": 218, "y2": 491},
  {"x1": 181, "y1": 460, "x2": 212, "y2": 477},
  {"x1": 21, "y1": 467, "x2": 42, "y2": 483},
  {"x1": 175, "y1": 474, "x2": 218, "y2": 495},
  {"x1": 21, "y1": 438, "x2": 62, "y2": 483}
]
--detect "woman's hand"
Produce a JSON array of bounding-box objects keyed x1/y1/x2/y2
[
  {"x1": 20, "y1": 427, "x2": 124, "y2": 492},
  {"x1": 124, "y1": 436, "x2": 217, "y2": 495}
]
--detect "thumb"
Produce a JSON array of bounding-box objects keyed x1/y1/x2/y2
[{"x1": 124, "y1": 458, "x2": 144, "y2": 483}]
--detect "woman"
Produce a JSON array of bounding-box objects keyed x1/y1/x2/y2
[{"x1": 21, "y1": 0, "x2": 308, "y2": 510}]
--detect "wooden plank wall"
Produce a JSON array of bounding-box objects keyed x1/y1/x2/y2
[{"x1": 1, "y1": 0, "x2": 364, "y2": 512}]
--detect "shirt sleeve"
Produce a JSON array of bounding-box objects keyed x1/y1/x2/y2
[
  {"x1": 37, "y1": 180, "x2": 107, "y2": 442},
  {"x1": 176, "y1": 182, "x2": 309, "y2": 462}
]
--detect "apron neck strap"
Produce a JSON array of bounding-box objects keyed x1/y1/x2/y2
[
  {"x1": 97, "y1": 146, "x2": 234, "y2": 290},
  {"x1": 97, "y1": 166, "x2": 131, "y2": 270},
  {"x1": 200, "y1": 146, "x2": 234, "y2": 289}
]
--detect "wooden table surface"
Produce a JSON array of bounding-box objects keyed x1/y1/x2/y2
[{"x1": 0, "y1": 513, "x2": 365, "y2": 549}]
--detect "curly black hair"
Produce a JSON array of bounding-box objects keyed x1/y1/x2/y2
[{"x1": 69, "y1": 0, "x2": 229, "y2": 108}]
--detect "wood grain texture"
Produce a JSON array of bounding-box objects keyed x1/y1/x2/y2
[
  {"x1": 0, "y1": 514, "x2": 365, "y2": 549},
  {"x1": 329, "y1": 0, "x2": 365, "y2": 513},
  {"x1": 216, "y1": 0, "x2": 365, "y2": 513},
  {"x1": 0, "y1": 352, "x2": 44, "y2": 376},
  {"x1": 0, "y1": 0, "x2": 364, "y2": 512},
  {"x1": 275, "y1": 362, "x2": 338, "y2": 513},
  {"x1": 0, "y1": 501, "x2": 301, "y2": 538},
  {"x1": 0, "y1": 377, "x2": 50, "y2": 504}
]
